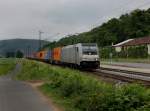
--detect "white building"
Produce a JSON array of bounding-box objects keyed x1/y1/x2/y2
[
  {"x1": 113, "y1": 37, "x2": 150, "y2": 55},
  {"x1": 113, "y1": 39, "x2": 133, "y2": 52}
]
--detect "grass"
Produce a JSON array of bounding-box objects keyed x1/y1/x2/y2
[
  {"x1": 0, "y1": 58, "x2": 16, "y2": 75},
  {"x1": 40, "y1": 84, "x2": 81, "y2": 111},
  {"x1": 16, "y1": 59, "x2": 150, "y2": 111}
]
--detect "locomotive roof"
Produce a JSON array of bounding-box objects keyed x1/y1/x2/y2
[
  {"x1": 81, "y1": 43, "x2": 97, "y2": 46},
  {"x1": 63, "y1": 43, "x2": 97, "y2": 47}
]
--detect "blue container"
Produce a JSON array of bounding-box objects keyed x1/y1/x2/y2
[{"x1": 44, "y1": 50, "x2": 52, "y2": 61}]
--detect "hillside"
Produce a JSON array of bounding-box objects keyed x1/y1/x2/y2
[
  {"x1": 44, "y1": 8, "x2": 150, "y2": 48},
  {"x1": 0, "y1": 39, "x2": 49, "y2": 56}
]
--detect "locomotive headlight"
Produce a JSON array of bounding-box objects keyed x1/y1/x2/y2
[{"x1": 95, "y1": 58, "x2": 99, "y2": 61}]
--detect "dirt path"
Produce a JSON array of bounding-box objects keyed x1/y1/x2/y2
[{"x1": 0, "y1": 63, "x2": 57, "y2": 111}]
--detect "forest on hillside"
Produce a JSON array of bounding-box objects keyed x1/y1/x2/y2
[
  {"x1": 44, "y1": 8, "x2": 150, "y2": 49},
  {"x1": 0, "y1": 39, "x2": 48, "y2": 56}
]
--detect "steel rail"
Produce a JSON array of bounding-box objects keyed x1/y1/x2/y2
[{"x1": 93, "y1": 68, "x2": 150, "y2": 86}]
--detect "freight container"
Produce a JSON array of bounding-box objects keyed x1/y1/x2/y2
[
  {"x1": 44, "y1": 50, "x2": 52, "y2": 62},
  {"x1": 52, "y1": 47, "x2": 62, "y2": 63},
  {"x1": 36, "y1": 50, "x2": 51, "y2": 61},
  {"x1": 30, "y1": 52, "x2": 37, "y2": 59},
  {"x1": 36, "y1": 51, "x2": 45, "y2": 60}
]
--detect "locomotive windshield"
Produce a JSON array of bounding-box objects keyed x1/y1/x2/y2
[{"x1": 82, "y1": 44, "x2": 98, "y2": 55}]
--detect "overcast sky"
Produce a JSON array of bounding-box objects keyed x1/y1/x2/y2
[{"x1": 0, "y1": 0, "x2": 150, "y2": 41}]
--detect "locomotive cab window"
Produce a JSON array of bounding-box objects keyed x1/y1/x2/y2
[
  {"x1": 82, "y1": 49, "x2": 97, "y2": 55},
  {"x1": 82, "y1": 44, "x2": 98, "y2": 55}
]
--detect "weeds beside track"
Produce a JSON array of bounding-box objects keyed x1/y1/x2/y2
[{"x1": 16, "y1": 59, "x2": 150, "y2": 111}]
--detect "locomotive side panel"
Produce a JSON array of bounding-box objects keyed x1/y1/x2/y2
[{"x1": 61, "y1": 45, "x2": 76, "y2": 64}]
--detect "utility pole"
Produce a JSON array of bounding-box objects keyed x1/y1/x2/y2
[
  {"x1": 27, "y1": 45, "x2": 31, "y2": 57},
  {"x1": 39, "y1": 30, "x2": 44, "y2": 50}
]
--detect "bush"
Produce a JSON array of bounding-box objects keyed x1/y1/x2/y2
[
  {"x1": 100, "y1": 45, "x2": 148, "y2": 59},
  {"x1": 127, "y1": 45, "x2": 148, "y2": 58},
  {"x1": 16, "y1": 60, "x2": 51, "y2": 80},
  {"x1": 18, "y1": 60, "x2": 150, "y2": 111},
  {"x1": 0, "y1": 58, "x2": 16, "y2": 75},
  {"x1": 100, "y1": 47, "x2": 116, "y2": 59}
]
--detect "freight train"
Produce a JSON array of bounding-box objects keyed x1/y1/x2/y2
[{"x1": 28, "y1": 43, "x2": 100, "y2": 69}]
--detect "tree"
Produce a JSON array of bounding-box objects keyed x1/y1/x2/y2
[
  {"x1": 42, "y1": 8, "x2": 150, "y2": 49},
  {"x1": 5, "y1": 52, "x2": 15, "y2": 58},
  {"x1": 16, "y1": 50, "x2": 24, "y2": 58}
]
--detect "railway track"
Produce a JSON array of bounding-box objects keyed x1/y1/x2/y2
[
  {"x1": 93, "y1": 67, "x2": 150, "y2": 86},
  {"x1": 100, "y1": 67, "x2": 150, "y2": 77}
]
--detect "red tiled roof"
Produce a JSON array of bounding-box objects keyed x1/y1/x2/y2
[{"x1": 121, "y1": 37, "x2": 150, "y2": 46}]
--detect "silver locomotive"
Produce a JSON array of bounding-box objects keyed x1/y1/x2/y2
[{"x1": 61, "y1": 43, "x2": 100, "y2": 69}]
